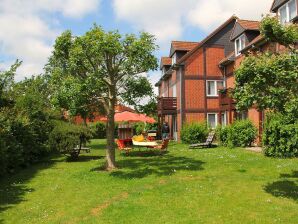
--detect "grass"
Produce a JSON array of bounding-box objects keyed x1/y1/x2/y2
[{"x1": 0, "y1": 139, "x2": 297, "y2": 224}]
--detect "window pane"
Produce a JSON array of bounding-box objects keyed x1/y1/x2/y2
[
  {"x1": 241, "y1": 35, "x2": 246, "y2": 49},
  {"x1": 208, "y1": 114, "x2": 217, "y2": 129},
  {"x1": 280, "y1": 5, "x2": 288, "y2": 24},
  {"x1": 289, "y1": 0, "x2": 297, "y2": 20},
  {"x1": 221, "y1": 112, "x2": 227, "y2": 126},
  {"x1": 172, "y1": 84, "x2": 177, "y2": 97},
  {"x1": 236, "y1": 39, "x2": 240, "y2": 54},
  {"x1": 207, "y1": 81, "x2": 216, "y2": 95}
]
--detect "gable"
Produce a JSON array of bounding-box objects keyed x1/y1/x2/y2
[{"x1": 230, "y1": 23, "x2": 246, "y2": 40}]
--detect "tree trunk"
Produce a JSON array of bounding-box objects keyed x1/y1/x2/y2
[{"x1": 106, "y1": 98, "x2": 117, "y2": 170}]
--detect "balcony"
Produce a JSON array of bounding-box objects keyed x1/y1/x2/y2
[
  {"x1": 158, "y1": 97, "x2": 177, "y2": 115},
  {"x1": 219, "y1": 88, "x2": 236, "y2": 110}
]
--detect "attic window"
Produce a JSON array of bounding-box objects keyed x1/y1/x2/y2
[
  {"x1": 279, "y1": 0, "x2": 297, "y2": 24},
  {"x1": 235, "y1": 34, "x2": 246, "y2": 56}
]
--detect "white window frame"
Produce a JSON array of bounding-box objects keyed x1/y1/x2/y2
[
  {"x1": 278, "y1": 0, "x2": 297, "y2": 24},
  {"x1": 207, "y1": 113, "x2": 218, "y2": 129},
  {"x1": 235, "y1": 34, "x2": 246, "y2": 56},
  {"x1": 172, "y1": 53, "x2": 177, "y2": 65},
  {"x1": 206, "y1": 80, "x2": 225, "y2": 97}
]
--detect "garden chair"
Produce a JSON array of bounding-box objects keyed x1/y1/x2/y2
[
  {"x1": 116, "y1": 139, "x2": 132, "y2": 154},
  {"x1": 189, "y1": 131, "x2": 216, "y2": 149}
]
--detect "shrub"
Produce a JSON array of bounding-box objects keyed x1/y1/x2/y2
[
  {"x1": 217, "y1": 120, "x2": 257, "y2": 147},
  {"x1": 133, "y1": 122, "x2": 146, "y2": 135},
  {"x1": 263, "y1": 113, "x2": 298, "y2": 157},
  {"x1": 181, "y1": 122, "x2": 208, "y2": 144},
  {"x1": 49, "y1": 121, "x2": 92, "y2": 159},
  {"x1": 215, "y1": 125, "x2": 230, "y2": 146},
  {"x1": 89, "y1": 122, "x2": 106, "y2": 139}
]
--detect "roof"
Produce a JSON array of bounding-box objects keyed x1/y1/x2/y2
[
  {"x1": 160, "y1": 57, "x2": 172, "y2": 69},
  {"x1": 237, "y1": 19, "x2": 260, "y2": 31},
  {"x1": 230, "y1": 19, "x2": 260, "y2": 40},
  {"x1": 241, "y1": 35, "x2": 267, "y2": 52},
  {"x1": 271, "y1": 0, "x2": 289, "y2": 12},
  {"x1": 219, "y1": 51, "x2": 236, "y2": 66},
  {"x1": 177, "y1": 15, "x2": 238, "y2": 65},
  {"x1": 170, "y1": 41, "x2": 199, "y2": 56}
]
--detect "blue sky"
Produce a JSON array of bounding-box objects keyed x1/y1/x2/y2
[{"x1": 0, "y1": 0, "x2": 273, "y2": 89}]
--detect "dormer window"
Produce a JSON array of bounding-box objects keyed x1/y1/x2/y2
[
  {"x1": 235, "y1": 34, "x2": 246, "y2": 56},
  {"x1": 279, "y1": 0, "x2": 297, "y2": 24},
  {"x1": 172, "y1": 53, "x2": 177, "y2": 65}
]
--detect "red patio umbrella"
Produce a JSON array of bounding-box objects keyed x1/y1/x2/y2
[{"x1": 99, "y1": 111, "x2": 156, "y2": 123}]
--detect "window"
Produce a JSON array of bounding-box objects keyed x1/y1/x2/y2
[
  {"x1": 207, "y1": 113, "x2": 218, "y2": 129},
  {"x1": 235, "y1": 34, "x2": 246, "y2": 56},
  {"x1": 206, "y1": 80, "x2": 225, "y2": 96},
  {"x1": 279, "y1": 0, "x2": 297, "y2": 24},
  {"x1": 172, "y1": 84, "x2": 177, "y2": 97},
  {"x1": 237, "y1": 111, "x2": 248, "y2": 120},
  {"x1": 221, "y1": 112, "x2": 227, "y2": 126},
  {"x1": 172, "y1": 53, "x2": 176, "y2": 65}
]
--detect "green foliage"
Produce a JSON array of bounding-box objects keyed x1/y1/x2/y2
[
  {"x1": 47, "y1": 25, "x2": 159, "y2": 167},
  {"x1": 260, "y1": 15, "x2": 298, "y2": 48},
  {"x1": 136, "y1": 98, "x2": 157, "y2": 117},
  {"x1": 49, "y1": 121, "x2": 92, "y2": 159},
  {"x1": 217, "y1": 120, "x2": 257, "y2": 147},
  {"x1": 89, "y1": 122, "x2": 106, "y2": 139},
  {"x1": 263, "y1": 113, "x2": 298, "y2": 157},
  {"x1": 0, "y1": 66, "x2": 54, "y2": 176},
  {"x1": 181, "y1": 122, "x2": 208, "y2": 144},
  {"x1": 234, "y1": 52, "x2": 298, "y2": 119}
]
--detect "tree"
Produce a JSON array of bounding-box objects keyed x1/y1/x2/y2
[
  {"x1": 233, "y1": 16, "x2": 298, "y2": 121},
  {"x1": 0, "y1": 60, "x2": 22, "y2": 108},
  {"x1": 47, "y1": 25, "x2": 158, "y2": 169},
  {"x1": 136, "y1": 97, "x2": 157, "y2": 117}
]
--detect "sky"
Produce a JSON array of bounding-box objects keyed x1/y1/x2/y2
[{"x1": 0, "y1": 0, "x2": 273, "y2": 92}]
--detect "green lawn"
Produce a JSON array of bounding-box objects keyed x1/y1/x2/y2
[{"x1": 0, "y1": 140, "x2": 297, "y2": 224}]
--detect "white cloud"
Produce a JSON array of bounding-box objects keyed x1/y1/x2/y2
[
  {"x1": 188, "y1": 0, "x2": 273, "y2": 31},
  {"x1": 0, "y1": 0, "x2": 101, "y2": 79},
  {"x1": 113, "y1": 0, "x2": 273, "y2": 49},
  {"x1": 112, "y1": 0, "x2": 196, "y2": 50}
]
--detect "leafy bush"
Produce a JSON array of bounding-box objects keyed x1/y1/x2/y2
[
  {"x1": 181, "y1": 122, "x2": 208, "y2": 144},
  {"x1": 0, "y1": 109, "x2": 53, "y2": 176},
  {"x1": 49, "y1": 121, "x2": 92, "y2": 159},
  {"x1": 216, "y1": 125, "x2": 230, "y2": 146},
  {"x1": 217, "y1": 120, "x2": 257, "y2": 147},
  {"x1": 263, "y1": 113, "x2": 298, "y2": 157},
  {"x1": 89, "y1": 122, "x2": 106, "y2": 139}
]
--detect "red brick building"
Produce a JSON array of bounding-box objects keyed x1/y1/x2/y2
[{"x1": 156, "y1": 0, "x2": 297, "y2": 142}]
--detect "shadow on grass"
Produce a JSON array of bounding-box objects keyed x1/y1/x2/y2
[
  {"x1": 109, "y1": 154, "x2": 205, "y2": 179},
  {"x1": 264, "y1": 170, "x2": 298, "y2": 202},
  {"x1": 66, "y1": 155, "x2": 105, "y2": 162},
  {"x1": 0, "y1": 155, "x2": 61, "y2": 221}
]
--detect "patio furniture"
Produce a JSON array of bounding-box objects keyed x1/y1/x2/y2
[
  {"x1": 147, "y1": 139, "x2": 169, "y2": 151},
  {"x1": 189, "y1": 131, "x2": 216, "y2": 149},
  {"x1": 132, "y1": 140, "x2": 158, "y2": 147},
  {"x1": 116, "y1": 139, "x2": 132, "y2": 154}
]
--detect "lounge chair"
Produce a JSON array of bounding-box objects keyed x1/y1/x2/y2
[
  {"x1": 189, "y1": 131, "x2": 216, "y2": 149},
  {"x1": 116, "y1": 139, "x2": 132, "y2": 154}
]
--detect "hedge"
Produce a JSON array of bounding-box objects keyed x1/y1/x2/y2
[
  {"x1": 181, "y1": 122, "x2": 208, "y2": 144},
  {"x1": 263, "y1": 113, "x2": 298, "y2": 157},
  {"x1": 216, "y1": 119, "x2": 257, "y2": 147}
]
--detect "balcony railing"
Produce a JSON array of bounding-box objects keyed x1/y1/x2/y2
[
  {"x1": 158, "y1": 97, "x2": 177, "y2": 115},
  {"x1": 219, "y1": 88, "x2": 236, "y2": 110}
]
